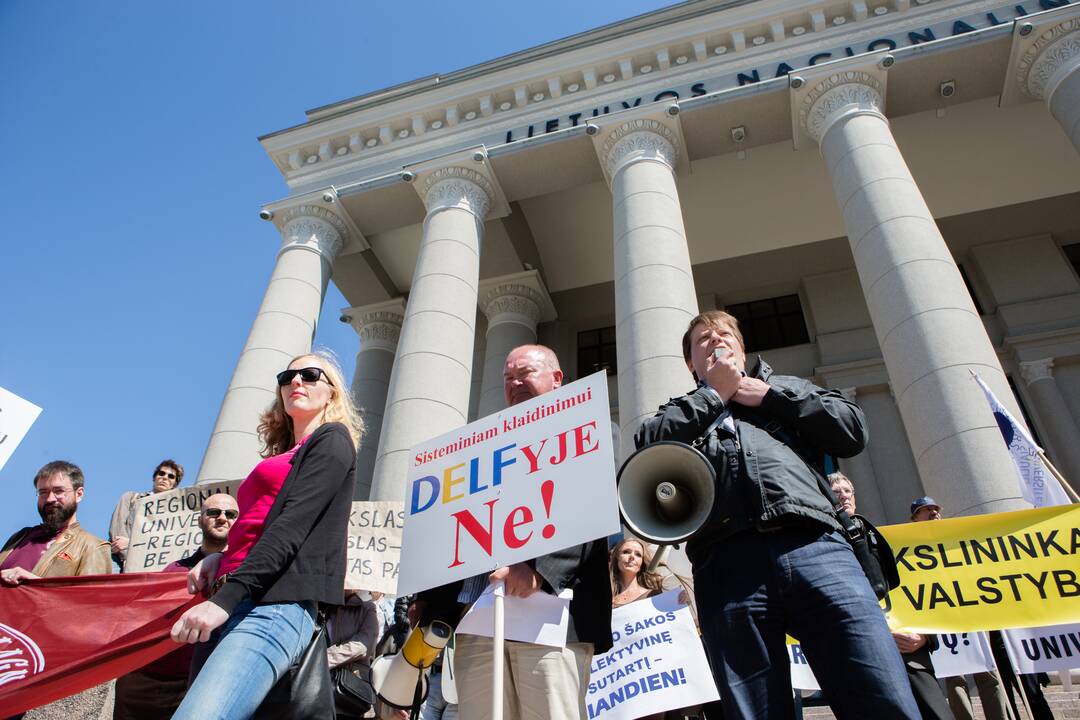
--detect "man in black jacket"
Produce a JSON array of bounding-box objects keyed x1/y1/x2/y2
[{"x1": 635, "y1": 310, "x2": 918, "y2": 720}]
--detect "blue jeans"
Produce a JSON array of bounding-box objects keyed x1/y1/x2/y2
[
  {"x1": 694, "y1": 525, "x2": 920, "y2": 720},
  {"x1": 173, "y1": 600, "x2": 317, "y2": 720}
]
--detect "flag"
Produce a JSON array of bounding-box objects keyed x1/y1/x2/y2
[
  {"x1": 971, "y1": 373, "x2": 1070, "y2": 508},
  {"x1": 0, "y1": 572, "x2": 196, "y2": 716}
]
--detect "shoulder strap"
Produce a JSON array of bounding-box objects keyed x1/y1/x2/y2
[{"x1": 692, "y1": 408, "x2": 730, "y2": 448}]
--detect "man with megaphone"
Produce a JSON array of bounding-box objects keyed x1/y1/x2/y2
[{"x1": 634, "y1": 310, "x2": 920, "y2": 720}]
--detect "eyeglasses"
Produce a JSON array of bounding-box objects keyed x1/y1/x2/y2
[
  {"x1": 204, "y1": 508, "x2": 239, "y2": 520},
  {"x1": 276, "y1": 367, "x2": 334, "y2": 387},
  {"x1": 154, "y1": 470, "x2": 178, "y2": 480}
]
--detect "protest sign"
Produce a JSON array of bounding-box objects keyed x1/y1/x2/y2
[
  {"x1": 0, "y1": 386, "x2": 42, "y2": 472},
  {"x1": 787, "y1": 644, "x2": 820, "y2": 691},
  {"x1": 930, "y1": 632, "x2": 997, "y2": 678},
  {"x1": 126, "y1": 480, "x2": 240, "y2": 571},
  {"x1": 587, "y1": 591, "x2": 719, "y2": 719},
  {"x1": 397, "y1": 372, "x2": 620, "y2": 596},
  {"x1": 346, "y1": 501, "x2": 404, "y2": 594},
  {"x1": 879, "y1": 504, "x2": 1080, "y2": 632},
  {"x1": 1002, "y1": 623, "x2": 1080, "y2": 673}
]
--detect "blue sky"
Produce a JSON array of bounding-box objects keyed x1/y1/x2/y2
[{"x1": 0, "y1": 0, "x2": 672, "y2": 547}]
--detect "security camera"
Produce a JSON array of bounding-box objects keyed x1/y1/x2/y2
[
  {"x1": 790, "y1": 76, "x2": 805, "y2": 89},
  {"x1": 322, "y1": 192, "x2": 334, "y2": 203},
  {"x1": 879, "y1": 54, "x2": 895, "y2": 69},
  {"x1": 731, "y1": 126, "x2": 747, "y2": 143},
  {"x1": 585, "y1": 123, "x2": 600, "y2": 136},
  {"x1": 259, "y1": 209, "x2": 273, "y2": 221},
  {"x1": 339, "y1": 314, "x2": 352, "y2": 324},
  {"x1": 401, "y1": 171, "x2": 416, "y2": 182},
  {"x1": 472, "y1": 150, "x2": 486, "y2": 162},
  {"x1": 666, "y1": 104, "x2": 680, "y2": 116},
  {"x1": 939, "y1": 80, "x2": 956, "y2": 98}
]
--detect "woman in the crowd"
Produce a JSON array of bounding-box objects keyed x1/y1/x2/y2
[
  {"x1": 610, "y1": 537, "x2": 664, "y2": 608},
  {"x1": 170, "y1": 350, "x2": 363, "y2": 720}
]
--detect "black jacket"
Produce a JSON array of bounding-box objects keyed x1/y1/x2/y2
[
  {"x1": 635, "y1": 357, "x2": 866, "y2": 565},
  {"x1": 211, "y1": 422, "x2": 357, "y2": 614}
]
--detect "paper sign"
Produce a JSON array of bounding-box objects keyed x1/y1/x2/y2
[
  {"x1": 0, "y1": 386, "x2": 42, "y2": 472},
  {"x1": 455, "y1": 584, "x2": 572, "y2": 647},
  {"x1": 346, "y1": 501, "x2": 404, "y2": 594},
  {"x1": 586, "y1": 590, "x2": 719, "y2": 720},
  {"x1": 1002, "y1": 623, "x2": 1080, "y2": 674},
  {"x1": 397, "y1": 372, "x2": 620, "y2": 595},
  {"x1": 930, "y1": 632, "x2": 998, "y2": 678},
  {"x1": 788, "y1": 644, "x2": 821, "y2": 691},
  {"x1": 126, "y1": 480, "x2": 240, "y2": 571}
]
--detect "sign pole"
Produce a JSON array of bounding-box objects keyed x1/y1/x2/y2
[{"x1": 492, "y1": 580, "x2": 505, "y2": 720}]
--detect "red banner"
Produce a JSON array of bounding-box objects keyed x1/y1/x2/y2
[{"x1": 0, "y1": 573, "x2": 197, "y2": 716}]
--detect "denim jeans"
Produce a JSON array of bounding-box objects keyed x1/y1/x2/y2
[
  {"x1": 173, "y1": 599, "x2": 317, "y2": 720},
  {"x1": 694, "y1": 525, "x2": 920, "y2": 720}
]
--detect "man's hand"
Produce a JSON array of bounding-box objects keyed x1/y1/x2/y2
[
  {"x1": 171, "y1": 600, "x2": 229, "y2": 644},
  {"x1": 110, "y1": 536, "x2": 130, "y2": 554},
  {"x1": 892, "y1": 631, "x2": 927, "y2": 654},
  {"x1": 0, "y1": 567, "x2": 39, "y2": 586},
  {"x1": 187, "y1": 552, "x2": 223, "y2": 594},
  {"x1": 705, "y1": 353, "x2": 742, "y2": 403},
  {"x1": 407, "y1": 599, "x2": 425, "y2": 628},
  {"x1": 732, "y1": 377, "x2": 770, "y2": 408},
  {"x1": 490, "y1": 563, "x2": 542, "y2": 598}
]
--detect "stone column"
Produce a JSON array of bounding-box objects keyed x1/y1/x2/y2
[
  {"x1": 1006, "y1": 7, "x2": 1080, "y2": 155},
  {"x1": 793, "y1": 64, "x2": 1025, "y2": 517},
  {"x1": 344, "y1": 298, "x2": 405, "y2": 500},
  {"x1": 197, "y1": 204, "x2": 345, "y2": 484},
  {"x1": 1019, "y1": 358, "x2": 1080, "y2": 493},
  {"x1": 476, "y1": 271, "x2": 556, "y2": 418},
  {"x1": 593, "y1": 115, "x2": 698, "y2": 459},
  {"x1": 836, "y1": 387, "x2": 888, "y2": 525},
  {"x1": 368, "y1": 166, "x2": 494, "y2": 501}
]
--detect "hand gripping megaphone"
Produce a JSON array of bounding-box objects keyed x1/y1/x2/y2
[
  {"x1": 617, "y1": 441, "x2": 716, "y2": 551},
  {"x1": 371, "y1": 621, "x2": 452, "y2": 712}
]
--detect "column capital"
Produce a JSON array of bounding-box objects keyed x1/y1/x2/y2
[
  {"x1": 276, "y1": 204, "x2": 349, "y2": 262},
  {"x1": 1019, "y1": 357, "x2": 1055, "y2": 385},
  {"x1": 478, "y1": 269, "x2": 557, "y2": 331},
  {"x1": 342, "y1": 297, "x2": 406, "y2": 354},
  {"x1": 590, "y1": 106, "x2": 686, "y2": 185},
  {"x1": 793, "y1": 67, "x2": 886, "y2": 147},
  {"x1": 406, "y1": 148, "x2": 510, "y2": 220},
  {"x1": 1003, "y1": 4, "x2": 1080, "y2": 104}
]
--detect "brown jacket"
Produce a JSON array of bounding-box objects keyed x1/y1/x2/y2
[{"x1": 0, "y1": 521, "x2": 112, "y2": 577}]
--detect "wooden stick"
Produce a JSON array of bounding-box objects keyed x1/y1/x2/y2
[{"x1": 1037, "y1": 451, "x2": 1080, "y2": 503}]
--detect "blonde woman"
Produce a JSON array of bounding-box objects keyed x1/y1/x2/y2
[
  {"x1": 610, "y1": 537, "x2": 664, "y2": 608},
  {"x1": 171, "y1": 350, "x2": 363, "y2": 720}
]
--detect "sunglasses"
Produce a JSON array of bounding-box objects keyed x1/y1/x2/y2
[
  {"x1": 276, "y1": 367, "x2": 334, "y2": 387},
  {"x1": 204, "y1": 508, "x2": 239, "y2": 520},
  {"x1": 154, "y1": 470, "x2": 178, "y2": 480}
]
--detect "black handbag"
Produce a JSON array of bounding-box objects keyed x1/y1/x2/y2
[
  {"x1": 256, "y1": 614, "x2": 334, "y2": 720},
  {"x1": 331, "y1": 664, "x2": 375, "y2": 717}
]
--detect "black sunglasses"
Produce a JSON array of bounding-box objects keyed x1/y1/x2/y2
[
  {"x1": 276, "y1": 367, "x2": 334, "y2": 387},
  {"x1": 204, "y1": 508, "x2": 239, "y2": 520}
]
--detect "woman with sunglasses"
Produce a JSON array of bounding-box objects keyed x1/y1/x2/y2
[{"x1": 170, "y1": 350, "x2": 363, "y2": 720}]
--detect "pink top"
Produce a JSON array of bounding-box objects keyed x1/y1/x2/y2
[{"x1": 218, "y1": 437, "x2": 307, "y2": 578}]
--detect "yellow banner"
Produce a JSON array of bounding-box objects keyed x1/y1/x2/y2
[{"x1": 878, "y1": 504, "x2": 1080, "y2": 633}]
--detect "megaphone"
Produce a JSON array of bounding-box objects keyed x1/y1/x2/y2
[
  {"x1": 371, "y1": 621, "x2": 452, "y2": 711},
  {"x1": 617, "y1": 441, "x2": 716, "y2": 546}
]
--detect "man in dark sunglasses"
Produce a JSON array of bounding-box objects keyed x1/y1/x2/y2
[{"x1": 108, "y1": 459, "x2": 185, "y2": 571}]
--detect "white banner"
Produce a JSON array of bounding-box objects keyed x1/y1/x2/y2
[
  {"x1": 0, "y1": 386, "x2": 42, "y2": 472},
  {"x1": 346, "y1": 501, "x2": 403, "y2": 594},
  {"x1": 788, "y1": 644, "x2": 820, "y2": 691},
  {"x1": 397, "y1": 372, "x2": 620, "y2": 595},
  {"x1": 1003, "y1": 623, "x2": 1080, "y2": 674},
  {"x1": 126, "y1": 480, "x2": 240, "y2": 571},
  {"x1": 930, "y1": 632, "x2": 998, "y2": 678},
  {"x1": 586, "y1": 590, "x2": 719, "y2": 720}
]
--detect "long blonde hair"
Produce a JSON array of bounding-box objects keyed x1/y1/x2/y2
[
  {"x1": 609, "y1": 537, "x2": 664, "y2": 595},
  {"x1": 257, "y1": 349, "x2": 364, "y2": 457}
]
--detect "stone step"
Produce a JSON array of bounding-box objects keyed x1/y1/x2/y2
[{"x1": 798, "y1": 684, "x2": 1080, "y2": 719}]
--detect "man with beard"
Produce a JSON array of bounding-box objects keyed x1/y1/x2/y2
[
  {"x1": 109, "y1": 459, "x2": 184, "y2": 570},
  {"x1": 0, "y1": 460, "x2": 110, "y2": 584}
]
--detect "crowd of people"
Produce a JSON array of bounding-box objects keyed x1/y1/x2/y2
[{"x1": 0, "y1": 310, "x2": 1070, "y2": 720}]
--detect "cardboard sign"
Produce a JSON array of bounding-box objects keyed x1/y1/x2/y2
[
  {"x1": 1002, "y1": 623, "x2": 1080, "y2": 674},
  {"x1": 346, "y1": 501, "x2": 404, "y2": 594},
  {"x1": 397, "y1": 373, "x2": 620, "y2": 595},
  {"x1": 0, "y1": 386, "x2": 42, "y2": 472},
  {"x1": 126, "y1": 481, "x2": 240, "y2": 571},
  {"x1": 586, "y1": 590, "x2": 719, "y2": 720},
  {"x1": 930, "y1": 632, "x2": 998, "y2": 678}
]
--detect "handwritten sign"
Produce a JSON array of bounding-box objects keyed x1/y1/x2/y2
[
  {"x1": 126, "y1": 480, "x2": 240, "y2": 571},
  {"x1": 397, "y1": 372, "x2": 620, "y2": 596},
  {"x1": 346, "y1": 501, "x2": 404, "y2": 594},
  {"x1": 586, "y1": 591, "x2": 719, "y2": 720},
  {"x1": 0, "y1": 386, "x2": 42, "y2": 472}
]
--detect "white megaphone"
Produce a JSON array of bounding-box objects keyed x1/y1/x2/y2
[
  {"x1": 371, "y1": 621, "x2": 452, "y2": 712},
  {"x1": 617, "y1": 441, "x2": 716, "y2": 560}
]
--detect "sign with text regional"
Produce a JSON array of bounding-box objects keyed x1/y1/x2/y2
[
  {"x1": 397, "y1": 372, "x2": 620, "y2": 595},
  {"x1": 126, "y1": 480, "x2": 240, "y2": 571}
]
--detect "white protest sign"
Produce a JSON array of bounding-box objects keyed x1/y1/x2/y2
[
  {"x1": 586, "y1": 590, "x2": 719, "y2": 720},
  {"x1": 0, "y1": 386, "x2": 42, "y2": 472},
  {"x1": 346, "y1": 501, "x2": 404, "y2": 594},
  {"x1": 1002, "y1": 623, "x2": 1080, "y2": 673},
  {"x1": 788, "y1": 644, "x2": 820, "y2": 691},
  {"x1": 931, "y1": 632, "x2": 997, "y2": 678},
  {"x1": 397, "y1": 372, "x2": 620, "y2": 595},
  {"x1": 126, "y1": 480, "x2": 240, "y2": 571}
]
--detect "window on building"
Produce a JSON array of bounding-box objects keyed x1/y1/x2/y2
[
  {"x1": 724, "y1": 294, "x2": 810, "y2": 352},
  {"x1": 578, "y1": 326, "x2": 617, "y2": 376},
  {"x1": 958, "y1": 264, "x2": 985, "y2": 316},
  {"x1": 1062, "y1": 243, "x2": 1080, "y2": 279}
]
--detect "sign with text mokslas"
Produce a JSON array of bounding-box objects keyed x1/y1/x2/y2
[
  {"x1": 346, "y1": 501, "x2": 404, "y2": 594},
  {"x1": 396, "y1": 372, "x2": 620, "y2": 596},
  {"x1": 126, "y1": 480, "x2": 240, "y2": 571}
]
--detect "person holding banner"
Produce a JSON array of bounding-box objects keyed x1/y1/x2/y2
[
  {"x1": 109, "y1": 459, "x2": 184, "y2": 570},
  {"x1": 169, "y1": 351, "x2": 363, "y2": 720},
  {"x1": 636, "y1": 310, "x2": 919, "y2": 720}
]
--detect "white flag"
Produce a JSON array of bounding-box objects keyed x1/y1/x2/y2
[{"x1": 972, "y1": 373, "x2": 1070, "y2": 508}]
